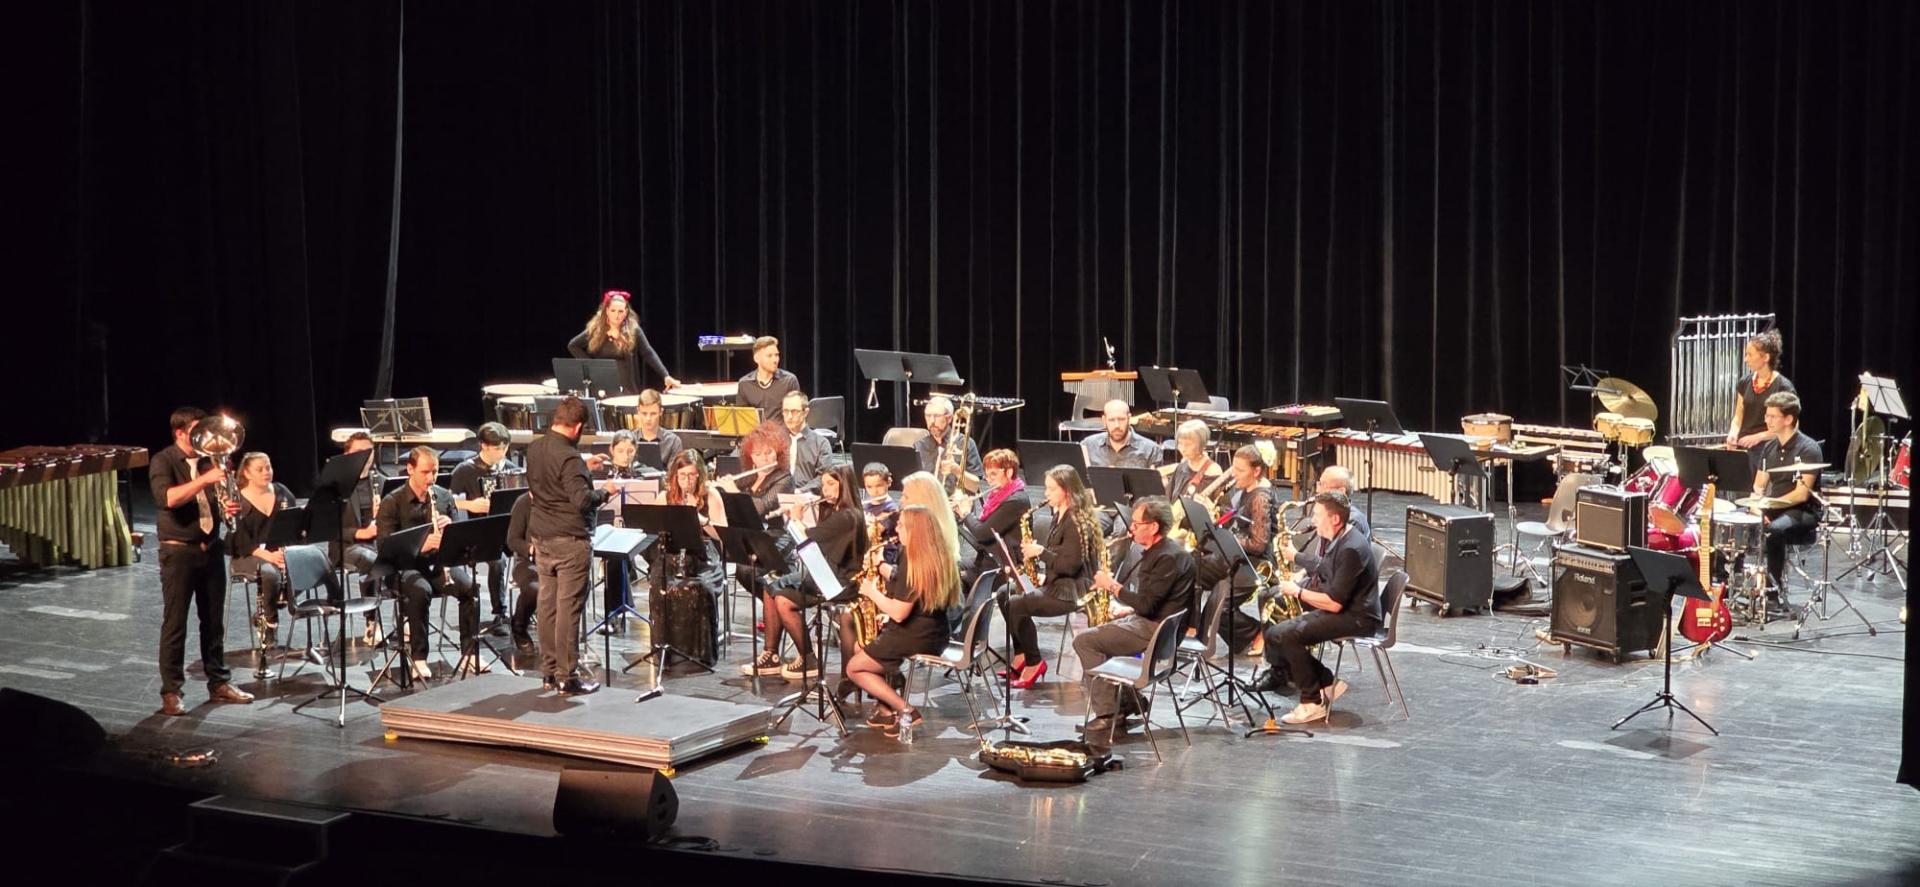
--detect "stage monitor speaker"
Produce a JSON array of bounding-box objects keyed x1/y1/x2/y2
[
  {"x1": 0, "y1": 688, "x2": 106, "y2": 763},
  {"x1": 1404, "y1": 504, "x2": 1494, "y2": 613},
  {"x1": 553, "y1": 764, "x2": 679, "y2": 840},
  {"x1": 1550, "y1": 542, "x2": 1664, "y2": 661},
  {"x1": 1573, "y1": 485, "x2": 1647, "y2": 553}
]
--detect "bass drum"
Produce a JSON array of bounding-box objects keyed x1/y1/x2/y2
[{"x1": 1894, "y1": 437, "x2": 1911, "y2": 489}]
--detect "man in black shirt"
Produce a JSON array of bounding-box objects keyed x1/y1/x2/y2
[
  {"x1": 377, "y1": 446, "x2": 481, "y2": 681},
  {"x1": 779, "y1": 391, "x2": 833, "y2": 486},
  {"x1": 1749, "y1": 392, "x2": 1822, "y2": 604},
  {"x1": 149, "y1": 407, "x2": 254, "y2": 716},
  {"x1": 1256, "y1": 491, "x2": 1381, "y2": 725},
  {"x1": 449, "y1": 422, "x2": 515, "y2": 630},
  {"x1": 630, "y1": 389, "x2": 685, "y2": 468},
  {"x1": 736, "y1": 336, "x2": 801, "y2": 421},
  {"x1": 1288, "y1": 465, "x2": 1372, "y2": 573},
  {"x1": 526, "y1": 396, "x2": 610, "y2": 694},
  {"x1": 1074, "y1": 497, "x2": 1197, "y2": 739}
]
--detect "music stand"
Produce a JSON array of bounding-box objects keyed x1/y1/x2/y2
[
  {"x1": 437, "y1": 515, "x2": 513, "y2": 677},
  {"x1": 367, "y1": 524, "x2": 430, "y2": 692},
  {"x1": 552, "y1": 357, "x2": 624, "y2": 397},
  {"x1": 1175, "y1": 497, "x2": 1291, "y2": 735},
  {"x1": 1675, "y1": 446, "x2": 1757, "y2": 497},
  {"x1": 768, "y1": 538, "x2": 852, "y2": 735},
  {"x1": 1851, "y1": 373, "x2": 1908, "y2": 584},
  {"x1": 1615, "y1": 547, "x2": 1718, "y2": 735},
  {"x1": 1016, "y1": 439, "x2": 1088, "y2": 486},
  {"x1": 634, "y1": 441, "x2": 664, "y2": 470},
  {"x1": 855, "y1": 348, "x2": 964, "y2": 429},
  {"x1": 1089, "y1": 466, "x2": 1169, "y2": 507},
  {"x1": 626, "y1": 504, "x2": 715, "y2": 677},
  {"x1": 986, "y1": 532, "x2": 1036, "y2": 737},
  {"x1": 1418, "y1": 433, "x2": 1489, "y2": 508},
  {"x1": 487, "y1": 487, "x2": 530, "y2": 516},
  {"x1": 675, "y1": 430, "x2": 738, "y2": 457},
  {"x1": 850, "y1": 443, "x2": 923, "y2": 491},
  {"x1": 712, "y1": 491, "x2": 790, "y2": 693},
  {"x1": 1137, "y1": 366, "x2": 1211, "y2": 410},
  {"x1": 704, "y1": 404, "x2": 762, "y2": 435},
  {"x1": 587, "y1": 524, "x2": 652, "y2": 684},
  {"x1": 1333, "y1": 397, "x2": 1405, "y2": 553}
]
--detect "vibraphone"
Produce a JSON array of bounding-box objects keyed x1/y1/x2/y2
[
  {"x1": 1326, "y1": 431, "x2": 1455, "y2": 501},
  {"x1": 0, "y1": 444, "x2": 148, "y2": 568}
]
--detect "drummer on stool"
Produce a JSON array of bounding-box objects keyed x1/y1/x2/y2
[{"x1": 1749, "y1": 392, "x2": 1821, "y2": 614}]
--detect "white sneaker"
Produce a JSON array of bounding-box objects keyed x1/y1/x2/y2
[
  {"x1": 1280, "y1": 701, "x2": 1328, "y2": 725},
  {"x1": 411, "y1": 659, "x2": 433, "y2": 682},
  {"x1": 1322, "y1": 679, "x2": 1349, "y2": 706}
]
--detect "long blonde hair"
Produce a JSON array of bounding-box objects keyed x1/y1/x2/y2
[
  {"x1": 583, "y1": 291, "x2": 640, "y2": 354},
  {"x1": 900, "y1": 470, "x2": 961, "y2": 560},
  {"x1": 898, "y1": 505, "x2": 961, "y2": 611}
]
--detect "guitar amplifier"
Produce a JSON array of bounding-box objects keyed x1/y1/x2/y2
[
  {"x1": 1573, "y1": 485, "x2": 1647, "y2": 553},
  {"x1": 1404, "y1": 504, "x2": 1494, "y2": 614},
  {"x1": 1549, "y1": 542, "x2": 1663, "y2": 661}
]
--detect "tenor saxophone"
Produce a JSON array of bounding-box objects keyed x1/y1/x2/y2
[{"x1": 1256, "y1": 499, "x2": 1308, "y2": 624}]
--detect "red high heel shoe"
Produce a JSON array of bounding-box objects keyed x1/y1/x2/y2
[
  {"x1": 1009, "y1": 659, "x2": 1047, "y2": 689},
  {"x1": 996, "y1": 656, "x2": 1027, "y2": 679}
]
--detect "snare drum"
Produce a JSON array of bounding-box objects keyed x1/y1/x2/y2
[
  {"x1": 1461, "y1": 413, "x2": 1513, "y2": 443},
  {"x1": 1711, "y1": 511, "x2": 1763, "y2": 555},
  {"x1": 496, "y1": 395, "x2": 538, "y2": 431},
  {"x1": 1554, "y1": 450, "x2": 1611, "y2": 477},
  {"x1": 1616, "y1": 417, "x2": 1655, "y2": 447},
  {"x1": 1593, "y1": 412, "x2": 1625, "y2": 441}
]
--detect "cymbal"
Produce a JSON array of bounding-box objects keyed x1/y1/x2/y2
[
  {"x1": 1593, "y1": 377, "x2": 1657, "y2": 421},
  {"x1": 1735, "y1": 495, "x2": 1793, "y2": 510},
  {"x1": 1766, "y1": 461, "x2": 1830, "y2": 473}
]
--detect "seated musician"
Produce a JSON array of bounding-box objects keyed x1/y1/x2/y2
[
  {"x1": 1075, "y1": 496, "x2": 1197, "y2": 739},
  {"x1": 840, "y1": 504, "x2": 959, "y2": 736},
  {"x1": 1287, "y1": 465, "x2": 1372, "y2": 573},
  {"x1": 504, "y1": 491, "x2": 538, "y2": 660},
  {"x1": 338, "y1": 432, "x2": 386, "y2": 643},
  {"x1": 630, "y1": 389, "x2": 685, "y2": 467},
  {"x1": 1082, "y1": 399, "x2": 1163, "y2": 470},
  {"x1": 1164, "y1": 419, "x2": 1223, "y2": 499},
  {"x1": 1005, "y1": 465, "x2": 1100, "y2": 688},
  {"x1": 911, "y1": 395, "x2": 983, "y2": 494},
  {"x1": 229, "y1": 452, "x2": 321, "y2": 634},
  {"x1": 599, "y1": 430, "x2": 646, "y2": 479},
  {"x1": 763, "y1": 464, "x2": 869, "y2": 682},
  {"x1": 377, "y1": 446, "x2": 483, "y2": 681},
  {"x1": 1255, "y1": 491, "x2": 1382, "y2": 725},
  {"x1": 449, "y1": 422, "x2": 514, "y2": 632},
  {"x1": 1726, "y1": 329, "x2": 1794, "y2": 462},
  {"x1": 657, "y1": 448, "x2": 726, "y2": 586},
  {"x1": 780, "y1": 391, "x2": 833, "y2": 486},
  {"x1": 901, "y1": 469, "x2": 978, "y2": 634},
  {"x1": 861, "y1": 462, "x2": 902, "y2": 537},
  {"x1": 952, "y1": 448, "x2": 1031, "y2": 576},
  {"x1": 1195, "y1": 446, "x2": 1282, "y2": 654},
  {"x1": 736, "y1": 336, "x2": 801, "y2": 421},
  {"x1": 567, "y1": 289, "x2": 681, "y2": 393},
  {"x1": 1750, "y1": 392, "x2": 1821, "y2": 608},
  {"x1": 731, "y1": 423, "x2": 799, "y2": 678}
]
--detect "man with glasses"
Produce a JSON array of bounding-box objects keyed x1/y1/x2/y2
[
  {"x1": 1073, "y1": 496, "x2": 1196, "y2": 740},
  {"x1": 779, "y1": 390, "x2": 832, "y2": 486}
]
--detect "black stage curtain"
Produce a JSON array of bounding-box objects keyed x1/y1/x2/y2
[{"x1": 14, "y1": 0, "x2": 1917, "y2": 776}]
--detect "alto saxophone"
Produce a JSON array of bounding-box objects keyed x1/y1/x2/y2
[
  {"x1": 1256, "y1": 499, "x2": 1308, "y2": 624},
  {"x1": 848, "y1": 515, "x2": 885, "y2": 647},
  {"x1": 1018, "y1": 512, "x2": 1043, "y2": 587},
  {"x1": 1077, "y1": 511, "x2": 1116, "y2": 626}
]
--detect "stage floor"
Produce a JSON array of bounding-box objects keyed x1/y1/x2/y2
[{"x1": 2, "y1": 491, "x2": 1915, "y2": 886}]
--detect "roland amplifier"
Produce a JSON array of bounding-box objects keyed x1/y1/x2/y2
[
  {"x1": 1549, "y1": 542, "x2": 1663, "y2": 661},
  {"x1": 1404, "y1": 503, "x2": 1494, "y2": 614},
  {"x1": 1573, "y1": 485, "x2": 1647, "y2": 553}
]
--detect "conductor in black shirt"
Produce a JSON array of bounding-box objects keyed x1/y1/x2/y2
[
  {"x1": 377, "y1": 446, "x2": 482, "y2": 681},
  {"x1": 149, "y1": 407, "x2": 253, "y2": 716},
  {"x1": 1074, "y1": 496, "x2": 1197, "y2": 739},
  {"x1": 1256, "y1": 491, "x2": 1381, "y2": 725},
  {"x1": 526, "y1": 396, "x2": 610, "y2": 694}
]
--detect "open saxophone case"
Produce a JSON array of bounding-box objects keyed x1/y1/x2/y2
[{"x1": 979, "y1": 739, "x2": 1123, "y2": 783}]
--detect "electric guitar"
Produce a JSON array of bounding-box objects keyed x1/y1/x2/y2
[{"x1": 1678, "y1": 479, "x2": 1733, "y2": 643}]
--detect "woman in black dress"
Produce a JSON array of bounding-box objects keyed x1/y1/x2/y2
[
  {"x1": 229, "y1": 452, "x2": 299, "y2": 634},
  {"x1": 763, "y1": 463, "x2": 867, "y2": 680},
  {"x1": 1004, "y1": 465, "x2": 1099, "y2": 688},
  {"x1": 566, "y1": 289, "x2": 681, "y2": 395},
  {"x1": 842, "y1": 504, "x2": 959, "y2": 735},
  {"x1": 1726, "y1": 329, "x2": 1794, "y2": 459}
]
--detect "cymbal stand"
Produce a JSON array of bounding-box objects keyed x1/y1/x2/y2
[
  {"x1": 1490, "y1": 457, "x2": 1544, "y2": 587},
  {"x1": 1790, "y1": 500, "x2": 1876, "y2": 639}
]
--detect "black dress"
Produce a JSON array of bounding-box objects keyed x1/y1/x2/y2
[
  {"x1": 770, "y1": 504, "x2": 866, "y2": 606},
  {"x1": 567, "y1": 328, "x2": 672, "y2": 395},
  {"x1": 860, "y1": 567, "x2": 952, "y2": 666}
]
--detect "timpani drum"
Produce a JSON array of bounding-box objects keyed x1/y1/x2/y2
[
  {"x1": 600, "y1": 394, "x2": 641, "y2": 431},
  {"x1": 496, "y1": 395, "x2": 538, "y2": 431},
  {"x1": 659, "y1": 392, "x2": 699, "y2": 428},
  {"x1": 673, "y1": 382, "x2": 741, "y2": 430},
  {"x1": 482, "y1": 382, "x2": 555, "y2": 430}
]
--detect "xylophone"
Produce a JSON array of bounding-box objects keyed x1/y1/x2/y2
[
  {"x1": 0, "y1": 444, "x2": 148, "y2": 568},
  {"x1": 1326, "y1": 431, "x2": 1455, "y2": 501}
]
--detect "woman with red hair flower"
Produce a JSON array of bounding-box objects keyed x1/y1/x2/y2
[{"x1": 567, "y1": 289, "x2": 681, "y2": 394}]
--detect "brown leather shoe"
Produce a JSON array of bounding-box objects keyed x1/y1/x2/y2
[
  {"x1": 209, "y1": 683, "x2": 255, "y2": 704},
  {"x1": 158, "y1": 693, "x2": 187, "y2": 717}
]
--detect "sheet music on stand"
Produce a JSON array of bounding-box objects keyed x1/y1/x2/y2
[
  {"x1": 360, "y1": 398, "x2": 433, "y2": 438},
  {"x1": 1859, "y1": 373, "x2": 1909, "y2": 421},
  {"x1": 595, "y1": 478, "x2": 660, "y2": 516}
]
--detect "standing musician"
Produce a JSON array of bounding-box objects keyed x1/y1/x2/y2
[
  {"x1": 953, "y1": 448, "x2": 1031, "y2": 576},
  {"x1": 1254, "y1": 491, "x2": 1381, "y2": 725},
  {"x1": 567, "y1": 289, "x2": 682, "y2": 394},
  {"x1": 731, "y1": 422, "x2": 799, "y2": 678},
  {"x1": 526, "y1": 396, "x2": 611, "y2": 694},
  {"x1": 779, "y1": 391, "x2": 833, "y2": 486},
  {"x1": 504, "y1": 491, "x2": 538, "y2": 661},
  {"x1": 912, "y1": 395, "x2": 984, "y2": 494},
  {"x1": 736, "y1": 336, "x2": 801, "y2": 421},
  {"x1": 151, "y1": 407, "x2": 251, "y2": 716},
  {"x1": 840, "y1": 504, "x2": 960, "y2": 736},
  {"x1": 1005, "y1": 465, "x2": 1100, "y2": 688},
  {"x1": 1196, "y1": 446, "x2": 1282, "y2": 654},
  {"x1": 1750, "y1": 392, "x2": 1821, "y2": 608},
  {"x1": 1726, "y1": 329, "x2": 1794, "y2": 461},
  {"x1": 229, "y1": 452, "x2": 310, "y2": 635},
  {"x1": 449, "y1": 422, "x2": 515, "y2": 632},
  {"x1": 630, "y1": 388, "x2": 685, "y2": 468},
  {"x1": 377, "y1": 446, "x2": 483, "y2": 681},
  {"x1": 764, "y1": 463, "x2": 869, "y2": 682},
  {"x1": 1163, "y1": 419, "x2": 1223, "y2": 498},
  {"x1": 1075, "y1": 496, "x2": 1197, "y2": 739},
  {"x1": 1082, "y1": 399, "x2": 1163, "y2": 470}
]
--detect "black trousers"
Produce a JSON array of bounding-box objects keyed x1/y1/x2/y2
[
  {"x1": 1262, "y1": 609, "x2": 1377, "y2": 701},
  {"x1": 398, "y1": 567, "x2": 478, "y2": 659},
  {"x1": 476, "y1": 555, "x2": 509, "y2": 616},
  {"x1": 1006, "y1": 592, "x2": 1079, "y2": 662},
  {"x1": 1199, "y1": 578, "x2": 1262, "y2": 652},
  {"x1": 511, "y1": 563, "x2": 539, "y2": 645},
  {"x1": 534, "y1": 535, "x2": 592, "y2": 680},
  {"x1": 1763, "y1": 508, "x2": 1819, "y2": 591},
  {"x1": 157, "y1": 541, "x2": 231, "y2": 695}
]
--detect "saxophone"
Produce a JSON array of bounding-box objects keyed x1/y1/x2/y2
[
  {"x1": 1255, "y1": 498, "x2": 1307, "y2": 624},
  {"x1": 848, "y1": 515, "x2": 885, "y2": 647},
  {"x1": 1018, "y1": 511, "x2": 1043, "y2": 587},
  {"x1": 1076, "y1": 510, "x2": 1116, "y2": 626}
]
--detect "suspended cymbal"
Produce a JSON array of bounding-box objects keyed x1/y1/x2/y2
[
  {"x1": 1735, "y1": 495, "x2": 1794, "y2": 510},
  {"x1": 1765, "y1": 461, "x2": 1830, "y2": 474},
  {"x1": 1593, "y1": 377, "x2": 1658, "y2": 421}
]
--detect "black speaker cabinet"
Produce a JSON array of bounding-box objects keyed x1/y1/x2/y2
[
  {"x1": 1404, "y1": 503, "x2": 1494, "y2": 614},
  {"x1": 553, "y1": 764, "x2": 680, "y2": 840},
  {"x1": 1549, "y1": 542, "x2": 1664, "y2": 662},
  {"x1": 0, "y1": 688, "x2": 106, "y2": 762},
  {"x1": 1572, "y1": 485, "x2": 1647, "y2": 553}
]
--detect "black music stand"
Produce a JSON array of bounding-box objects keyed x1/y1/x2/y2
[
  {"x1": 986, "y1": 532, "x2": 1036, "y2": 737},
  {"x1": 586, "y1": 525, "x2": 651, "y2": 684},
  {"x1": 850, "y1": 443, "x2": 922, "y2": 491},
  {"x1": 1176, "y1": 497, "x2": 1291, "y2": 735},
  {"x1": 626, "y1": 504, "x2": 714, "y2": 677},
  {"x1": 1418, "y1": 433, "x2": 1489, "y2": 508},
  {"x1": 1614, "y1": 547, "x2": 1718, "y2": 735},
  {"x1": 1850, "y1": 373, "x2": 1908, "y2": 584},
  {"x1": 1675, "y1": 446, "x2": 1756, "y2": 497},
  {"x1": 1088, "y1": 467, "x2": 1165, "y2": 507},
  {"x1": 634, "y1": 441, "x2": 665, "y2": 470},
  {"x1": 367, "y1": 524, "x2": 429, "y2": 692},
  {"x1": 1333, "y1": 397, "x2": 1405, "y2": 552},
  {"x1": 768, "y1": 536, "x2": 852, "y2": 735},
  {"x1": 437, "y1": 515, "x2": 513, "y2": 677},
  {"x1": 552, "y1": 357, "x2": 625, "y2": 397},
  {"x1": 487, "y1": 486, "x2": 530, "y2": 516},
  {"x1": 713, "y1": 491, "x2": 790, "y2": 694},
  {"x1": 1016, "y1": 439, "x2": 1088, "y2": 486},
  {"x1": 251, "y1": 505, "x2": 316, "y2": 677},
  {"x1": 855, "y1": 348, "x2": 964, "y2": 430},
  {"x1": 302, "y1": 448, "x2": 385, "y2": 697},
  {"x1": 1138, "y1": 367, "x2": 1210, "y2": 464}
]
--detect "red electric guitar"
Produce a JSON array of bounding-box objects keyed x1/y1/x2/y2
[{"x1": 1678, "y1": 480, "x2": 1734, "y2": 643}]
